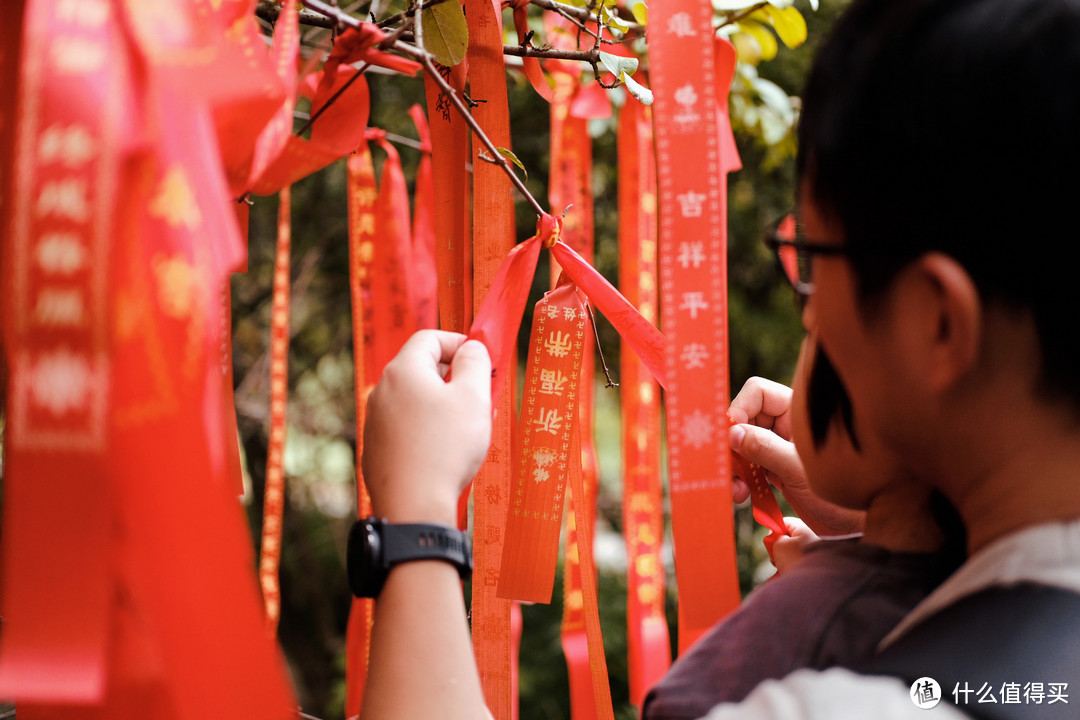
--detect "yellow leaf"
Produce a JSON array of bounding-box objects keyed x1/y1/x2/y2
[
  {"x1": 762, "y1": 5, "x2": 807, "y2": 49},
  {"x1": 630, "y1": 1, "x2": 647, "y2": 25},
  {"x1": 736, "y1": 20, "x2": 778, "y2": 62}
]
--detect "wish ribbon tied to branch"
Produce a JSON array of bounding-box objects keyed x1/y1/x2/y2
[
  {"x1": 466, "y1": 212, "x2": 667, "y2": 408},
  {"x1": 498, "y1": 280, "x2": 586, "y2": 602},
  {"x1": 465, "y1": 213, "x2": 788, "y2": 535}
]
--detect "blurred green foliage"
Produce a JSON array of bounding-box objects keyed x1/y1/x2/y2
[{"x1": 228, "y1": 1, "x2": 849, "y2": 718}]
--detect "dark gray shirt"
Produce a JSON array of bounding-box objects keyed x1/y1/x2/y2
[{"x1": 641, "y1": 539, "x2": 958, "y2": 720}]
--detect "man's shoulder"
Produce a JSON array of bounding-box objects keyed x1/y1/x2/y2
[{"x1": 697, "y1": 668, "x2": 969, "y2": 720}]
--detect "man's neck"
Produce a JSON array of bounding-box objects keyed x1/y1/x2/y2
[
  {"x1": 860, "y1": 485, "x2": 946, "y2": 554},
  {"x1": 951, "y1": 430, "x2": 1080, "y2": 555}
]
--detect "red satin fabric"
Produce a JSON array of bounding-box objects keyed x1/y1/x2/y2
[
  {"x1": 618, "y1": 98, "x2": 672, "y2": 708},
  {"x1": 650, "y1": 10, "x2": 742, "y2": 652}
]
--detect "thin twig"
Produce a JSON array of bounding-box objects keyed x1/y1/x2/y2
[
  {"x1": 256, "y1": 0, "x2": 338, "y2": 29},
  {"x1": 528, "y1": 0, "x2": 644, "y2": 34},
  {"x1": 293, "y1": 61, "x2": 370, "y2": 137},
  {"x1": 586, "y1": 301, "x2": 619, "y2": 388},
  {"x1": 718, "y1": 1, "x2": 770, "y2": 30}
]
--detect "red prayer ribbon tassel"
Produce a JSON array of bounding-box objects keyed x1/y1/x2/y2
[
  {"x1": 618, "y1": 98, "x2": 672, "y2": 707},
  {"x1": 650, "y1": 6, "x2": 742, "y2": 652},
  {"x1": 261, "y1": 187, "x2": 291, "y2": 636}
]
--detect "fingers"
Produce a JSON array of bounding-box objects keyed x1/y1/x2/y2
[
  {"x1": 729, "y1": 423, "x2": 804, "y2": 487},
  {"x1": 398, "y1": 329, "x2": 469, "y2": 369},
  {"x1": 449, "y1": 339, "x2": 492, "y2": 394},
  {"x1": 771, "y1": 517, "x2": 820, "y2": 574},
  {"x1": 728, "y1": 376, "x2": 793, "y2": 435},
  {"x1": 730, "y1": 478, "x2": 751, "y2": 504}
]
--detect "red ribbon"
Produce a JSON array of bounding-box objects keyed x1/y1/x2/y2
[
  {"x1": 409, "y1": 105, "x2": 439, "y2": 331},
  {"x1": 260, "y1": 187, "x2": 291, "y2": 635},
  {"x1": 344, "y1": 145, "x2": 380, "y2": 719},
  {"x1": 368, "y1": 130, "x2": 418, "y2": 373},
  {"x1": 618, "y1": 97, "x2": 672, "y2": 707},
  {"x1": 510, "y1": 0, "x2": 554, "y2": 101},
  {"x1": 498, "y1": 282, "x2": 588, "y2": 602},
  {"x1": 651, "y1": 11, "x2": 743, "y2": 652},
  {"x1": 464, "y1": 0, "x2": 518, "y2": 713},
  {"x1": 423, "y1": 64, "x2": 472, "y2": 334}
]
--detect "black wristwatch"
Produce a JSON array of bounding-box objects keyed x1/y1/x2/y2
[{"x1": 347, "y1": 516, "x2": 473, "y2": 599}]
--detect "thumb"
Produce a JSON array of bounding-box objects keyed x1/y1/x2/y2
[
  {"x1": 449, "y1": 339, "x2": 493, "y2": 396},
  {"x1": 730, "y1": 423, "x2": 805, "y2": 488}
]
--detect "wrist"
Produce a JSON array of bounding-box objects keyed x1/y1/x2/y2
[{"x1": 371, "y1": 492, "x2": 461, "y2": 526}]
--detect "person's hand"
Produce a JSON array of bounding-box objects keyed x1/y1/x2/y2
[
  {"x1": 728, "y1": 376, "x2": 865, "y2": 537},
  {"x1": 361, "y1": 331, "x2": 492, "y2": 525},
  {"x1": 770, "y1": 517, "x2": 820, "y2": 575}
]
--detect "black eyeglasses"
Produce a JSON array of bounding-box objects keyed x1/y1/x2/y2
[{"x1": 763, "y1": 214, "x2": 848, "y2": 298}]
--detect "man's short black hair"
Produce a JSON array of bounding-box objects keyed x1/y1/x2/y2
[{"x1": 798, "y1": 0, "x2": 1080, "y2": 412}]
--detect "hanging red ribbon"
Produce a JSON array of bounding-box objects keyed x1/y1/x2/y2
[
  {"x1": 650, "y1": 11, "x2": 743, "y2": 652},
  {"x1": 510, "y1": 0, "x2": 554, "y2": 101},
  {"x1": 249, "y1": 20, "x2": 422, "y2": 198},
  {"x1": 1, "y1": 2, "x2": 296, "y2": 715},
  {"x1": 409, "y1": 105, "x2": 439, "y2": 331},
  {"x1": 618, "y1": 98, "x2": 672, "y2": 708},
  {"x1": 561, "y1": 431, "x2": 616, "y2": 720},
  {"x1": 463, "y1": 0, "x2": 516, "y2": 713},
  {"x1": 422, "y1": 64, "x2": 472, "y2": 334},
  {"x1": 344, "y1": 144, "x2": 380, "y2": 720},
  {"x1": 0, "y1": 0, "x2": 120, "y2": 699},
  {"x1": 498, "y1": 282, "x2": 587, "y2": 602},
  {"x1": 368, "y1": 130, "x2": 418, "y2": 373},
  {"x1": 260, "y1": 186, "x2": 291, "y2": 635}
]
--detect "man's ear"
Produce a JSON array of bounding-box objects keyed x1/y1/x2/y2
[{"x1": 899, "y1": 252, "x2": 982, "y2": 393}]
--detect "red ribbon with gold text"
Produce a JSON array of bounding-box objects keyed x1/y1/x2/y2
[
  {"x1": 650, "y1": 9, "x2": 742, "y2": 651},
  {"x1": 0, "y1": 0, "x2": 118, "y2": 699},
  {"x1": 260, "y1": 186, "x2": 291, "y2": 635},
  {"x1": 464, "y1": 0, "x2": 518, "y2": 713},
  {"x1": 498, "y1": 282, "x2": 586, "y2": 602},
  {"x1": 618, "y1": 97, "x2": 672, "y2": 707},
  {"x1": 344, "y1": 143, "x2": 380, "y2": 719},
  {"x1": 1, "y1": 1, "x2": 296, "y2": 715}
]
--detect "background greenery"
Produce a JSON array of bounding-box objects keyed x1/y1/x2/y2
[{"x1": 231, "y1": 1, "x2": 845, "y2": 717}]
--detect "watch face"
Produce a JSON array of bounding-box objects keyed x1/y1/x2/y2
[{"x1": 347, "y1": 518, "x2": 385, "y2": 598}]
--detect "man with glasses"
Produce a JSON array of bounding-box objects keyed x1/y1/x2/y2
[{"x1": 351, "y1": 0, "x2": 1080, "y2": 718}]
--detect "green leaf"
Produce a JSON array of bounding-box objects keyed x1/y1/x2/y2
[
  {"x1": 421, "y1": 1, "x2": 468, "y2": 67},
  {"x1": 623, "y1": 74, "x2": 653, "y2": 105},
  {"x1": 630, "y1": 1, "x2": 647, "y2": 25},
  {"x1": 496, "y1": 147, "x2": 528, "y2": 181},
  {"x1": 598, "y1": 50, "x2": 639, "y2": 78},
  {"x1": 762, "y1": 5, "x2": 807, "y2": 48}
]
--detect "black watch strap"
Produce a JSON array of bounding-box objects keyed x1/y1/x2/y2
[{"x1": 348, "y1": 517, "x2": 473, "y2": 599}]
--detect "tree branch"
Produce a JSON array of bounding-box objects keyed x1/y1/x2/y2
[
  {"x1": 718, "y1": 2, "x2": 770, "y2": 29},
  {"x1": 300, "y1": 0, "x2": 548, "y2": 219},
  {"x1": 256, "y1": 0, "x2": 337, "y2": 29}
]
